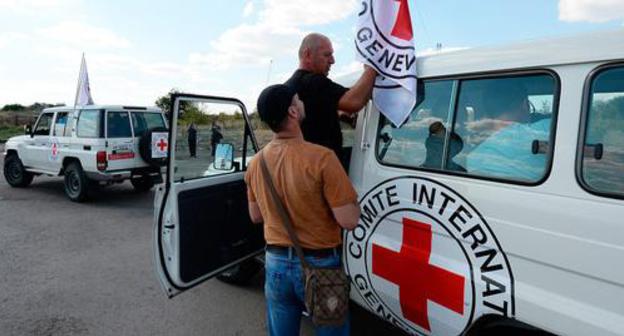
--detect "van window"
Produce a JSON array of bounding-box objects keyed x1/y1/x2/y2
[
  {"x1": 376, "y1": 74, "x2": 557, "y2": 184},
  {"x1": 377, "y1": 80, "x2": 454, "y2": 168},
  {"x1": 455, "y1": 74, "x2": 556, "y2": 182},
  {"x1": 581, "y1": 66, "x2": 624, "y2": 198},
  {"x1": 76, "y1": 110, "x2": 101, "y2": 138},
  {"x1": 33, "y1": 113, "x2": 54, "y2": 136},
  {"x1": 131, "y1": 112, "x2": 166, "y2": 137},
  {"x1": 107, "y1": 111, "x2": 132, "y2": 138},
  {"x1": 53, "y1": 112, "x2": 69, "y2": 136}
]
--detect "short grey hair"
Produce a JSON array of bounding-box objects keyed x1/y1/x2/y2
[{"x1": 298, "y1": 33, "x2": 329, "y2": 59}]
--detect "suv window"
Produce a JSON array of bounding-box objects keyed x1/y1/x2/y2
[
  {"x1": 377, "y1": 73, "x2": 557, "y2": 184},
  {"x1": 107, "y1": 111, "x2": 132, "y2": 138},
  {"x1": 131, "y1": 112, "x2": 166, "y2": 137},
  {"x1": 580, "y1": 65, "x2": 624, "y2": 198},
  {"x1": 77, "y1": 110, "x2": 101, "y2": 138},
  {"x1": 33, "y1": 113, "x2": 54, "y2": 136},
  {"x1": 54, "y1": 112, "x2": 70, "y2": 136}
]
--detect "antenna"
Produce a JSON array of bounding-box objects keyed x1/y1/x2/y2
[{"x1": 265, "y1": 59, "x2": 273, "y2": 85}]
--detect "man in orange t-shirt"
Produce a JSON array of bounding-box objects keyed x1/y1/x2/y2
[{"x1": 245, "y1": 84, "x2": 360, "y2": 336}]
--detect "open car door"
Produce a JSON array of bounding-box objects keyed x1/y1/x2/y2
[{"x1": 153, "y1": 93, "x2": 265, "y2": 298}]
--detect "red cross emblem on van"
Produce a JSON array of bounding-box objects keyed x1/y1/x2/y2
[{"x1": 372, "y1": 217, "x2": 465, "y2": 331}]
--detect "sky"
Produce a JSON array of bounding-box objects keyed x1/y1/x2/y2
[{"x1": 0, "y1": 0, "x2": 623, "y2": 111}]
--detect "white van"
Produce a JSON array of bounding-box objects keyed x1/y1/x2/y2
[
  {"x1": 153, "y1": 30, "x2": 624, "y2": 335},
  {"x1": 3, "y1": 105, "x2": 168, "y2": 201}
]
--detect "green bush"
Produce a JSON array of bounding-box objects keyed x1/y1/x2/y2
[{"x1": 0, "y1": 126, "x2": 23, "y2": 141}]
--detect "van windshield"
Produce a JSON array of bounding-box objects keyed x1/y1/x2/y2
[{"x1": 131, "y1": 112, "x2": 166, "y2": 137}]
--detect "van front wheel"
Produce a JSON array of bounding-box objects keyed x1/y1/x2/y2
[{"x1": 64, "y1": 162, "x2": 89, "y2": 202}]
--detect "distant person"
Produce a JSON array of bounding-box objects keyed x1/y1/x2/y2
[
  {"x1": 187, "y1": 123, "x2": 197, "y2": 158},
  {"x1": 245, "y1": 84, "x2": 359, "y2": 336},
  {"x1": 285, "y1": 33, "x2": 377, "y2": 163},
  {"x1": 210, "y1": 121, "x2": 223, "y2": 157}
]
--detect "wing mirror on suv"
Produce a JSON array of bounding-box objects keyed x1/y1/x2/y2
[
  {"x1": 213, "y1": 143, "x2": 234, "y2": 171},
  {"x1": 24, "y1": 124, "x2": 32, "y2": 137}
]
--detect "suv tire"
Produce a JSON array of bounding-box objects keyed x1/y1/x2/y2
[
  {"x1": 64, "y1": 162, "x2": 89, "y2": 202},
  {"x1": 3, "y1": 154, "x2": 34, "y2": 187},
  {"x1": 216, "y1": 259, "x2": 262, "y2": 286},
  {"x1": 131, "y1": 175, "x2": 154, "y2": 192},
  {"x1": 139, "y1": 127, "x2": 169, "y2": 167}
]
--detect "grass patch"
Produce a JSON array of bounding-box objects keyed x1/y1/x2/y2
[{"x1": 0, "y1": 126, "x2": 24, "y2": 141}]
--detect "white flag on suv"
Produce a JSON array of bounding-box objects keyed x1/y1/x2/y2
[
  {"x1": 74, "y1": 53, "x2": 94, "y2": 106},
  {"x1": 355, "y1": 0, "x2": 417, "y2": 127}
]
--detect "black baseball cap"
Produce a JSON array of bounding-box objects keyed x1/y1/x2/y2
[{"x1": 256, "y1": 84, "x2": 296, "y2": 130}]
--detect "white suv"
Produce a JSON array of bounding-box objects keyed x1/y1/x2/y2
[{"x1": 3, "y1": 105, "x2": 168, "y2": 202}]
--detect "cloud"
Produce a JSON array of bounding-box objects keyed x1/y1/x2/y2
[
  {"x1": 189, "y1": 23, "x2": 302, "y2": 70},
  {"x1": 0, "y1": 0, "x2": 64, "y2": 10},
  {"x1": 259, "y1": 0, "x2": 358, "y2": 28},
  {"x1": 38, "y1": 21, "x2": 131, "y2": 49},
  {"x1": 559, "y1": 0, "x2": 624, "y2": 23},
  {"x1": 189, "y1": 0, "x2": 358, "y2": 71},
  {"x1": 0, "y1": 32, "x2": 28, "y2": 48},
  {"x1": 242, "y1": 1, "x2": 254, "y2": 17}
]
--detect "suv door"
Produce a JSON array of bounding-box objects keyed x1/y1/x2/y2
[
  {"x1": 154, "y1": 94, "x2": 265, "y2": 297},
  {"x1": 24, "y1": 112, "x2": 54, "y2": 170},
  {"x1": 105, "y1": 110, "x2": 135, "y2": 170},
  {"x1": 50, "y1": 111, "x2": 71, "y2": 173}
]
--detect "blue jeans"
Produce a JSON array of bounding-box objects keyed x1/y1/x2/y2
[{"x1": 265, "y1": 249, "x2": 350, "y2": 336}]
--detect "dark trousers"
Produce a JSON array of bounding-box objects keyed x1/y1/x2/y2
[{"x1": 188, "y1": 140, "x2": 196, "y2": 157}]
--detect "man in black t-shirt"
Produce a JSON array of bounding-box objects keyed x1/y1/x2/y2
[{"x1": 285, "y1": 33, "x2": 377, "y2": 158}]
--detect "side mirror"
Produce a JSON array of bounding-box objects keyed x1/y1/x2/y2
[
  {"x1": 213, "y1": 143, "x2": 234, "y2": 171},
  {"x1": 24, "y1": 124, "x2": 32, "y2": 136}
]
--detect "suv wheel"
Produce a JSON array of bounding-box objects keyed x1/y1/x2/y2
[
  {"x1": 216, "y1": 259, "x2": 262, "y2": 286},
  {"x1": 64, "y1": 162, "x2": 89, "y2": 202},
  {"x1": 130, "y1": 175, "x2": 154, "y2": 192},
  {"x1": 3, "y1": 154, "x2": 34, "y2": 187},
  {"x1": 139, "y1": 127, "x2": 169, "y2": 167}
]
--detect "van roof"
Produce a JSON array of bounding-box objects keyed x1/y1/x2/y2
[
  {"x1": 336, "y1": 29, "x2": 624, "y2": 84},
  {"x1": 42, "y1": 105, "x2": 163, "y2": 113}
]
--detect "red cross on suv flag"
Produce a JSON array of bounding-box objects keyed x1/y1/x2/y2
[{"x1": 355, "y1": 0, "x2": 417, "y2": 127}]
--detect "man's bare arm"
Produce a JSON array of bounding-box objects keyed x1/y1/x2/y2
[
  {"x1": 332, "y1": 202, "x2": 360, "y2": 230},
  {"x1": 248, "y1": 201, "x2": 263, "y2": 224},
  {"x1": 338, "y1": 65, "x2": 377, "y2": 114}
]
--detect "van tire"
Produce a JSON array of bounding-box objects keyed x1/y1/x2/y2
[
  {"x1": 216, "y1": 259, "x2": 262, "y2": 286},
  {"x1": 138, "y1": 127, "x2": 169, "y2": 167},
  {"x1": 464, "y1": 315, "x2": 554, "y2": 336},
  {"x1": 64, "y1": 162, "x2": 89, "y2": 202},
  {"x1": 4, "y1": 154, "x2": 34, "y2": 187},
  {"x1": 131, "y1": 175, "x2": 154, "y2": 192}
]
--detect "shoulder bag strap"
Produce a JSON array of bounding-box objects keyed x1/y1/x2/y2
[{"x1": 258, "y1": 151, "x2": 309, "y2": 268}]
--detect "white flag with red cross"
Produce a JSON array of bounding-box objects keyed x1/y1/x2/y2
[
  {"x1": 355, "y1": 0, "x2": 417, "y2": 127},
  {"x1": 74, "y1": 53, "x2": 95, "y2": 107}
]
